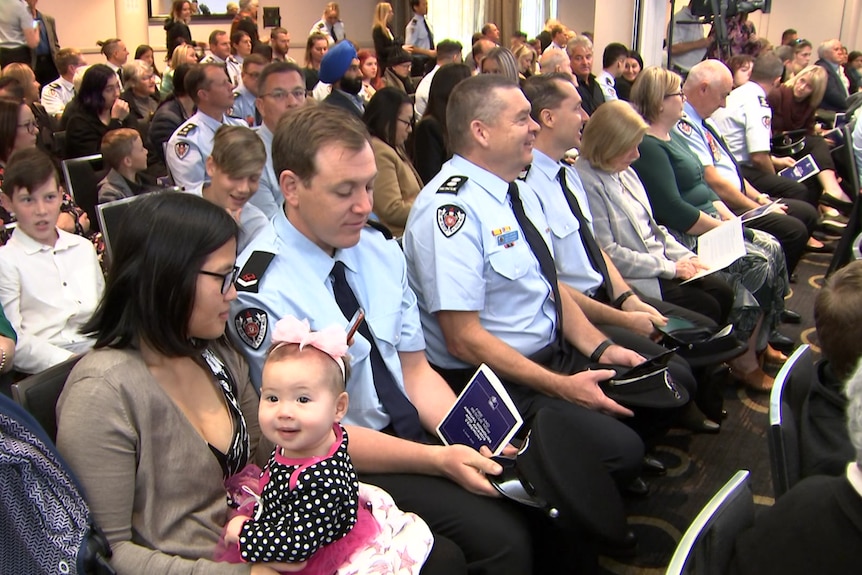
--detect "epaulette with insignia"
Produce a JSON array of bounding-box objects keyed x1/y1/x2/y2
[
  {"x1": 436, "y1": 175, "x2": 468, "y2": 194},
  {"x1": 236, "y1": 250, "x2": 275, "y2": 293},
  {"x1": 176, "y1": 123, "x2": 198, "y2": 137},
  {"x1": 365, "y1": 219, "x2": 393, "y2": 239},
  {"x1": 757, "y1": 95, "x2": 770, "y2": 108}
]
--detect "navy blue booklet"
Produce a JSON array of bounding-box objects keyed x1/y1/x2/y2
[{"x1": 436, "y1": 364, "x2": 523, "y2": 455}]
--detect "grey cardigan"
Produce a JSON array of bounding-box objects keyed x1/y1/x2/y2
[
  {"x1": 574, "y1": 159, "x2": 694, "y2": 300},
  {"x1": 56, "y1": 341, "x2": 264, "y2": 574}
]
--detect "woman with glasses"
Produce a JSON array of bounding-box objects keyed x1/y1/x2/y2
[
  {"x1": 363, "y1": 87, "x2": 421, "y2": 236},
  {"x1": 630, "y1": 67, "x2": 791, "y2": 392},
  {"x1": 55, "y1": 192, "x2": 282, "y2": 574},
  {"x1": 63, "y1": 64, "x2": 134, "y2": 159},
  {"x1": 1, "y1": 62, "x2": 56, "y2": 152},
  {"x1": 201, "y1": 125, "x2": 268, "y2": 252}
]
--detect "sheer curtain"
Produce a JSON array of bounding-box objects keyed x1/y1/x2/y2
[
  {"x1": 428, "y1": 0, "x2": 486, "y2": 51},
  {"x1": 519, "y1": 0, "x2": 557, "y2": 38}
]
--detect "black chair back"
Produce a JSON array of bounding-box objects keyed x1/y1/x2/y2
[
  {"x1": 666, "y1": 470, "x2": 754, "y2": 575},
  {"x1": 767, "y1": 345, "x2": 814, "y2": 499},
  {"x1": 61, "y1": 154, "x2": 107, "y2": 233},
  {"x1": 96, "y1": 194, "x2": 144, "y2": 265},
  {"x1": 11, "y1": 355, "x2": 83, "y2": 443}
]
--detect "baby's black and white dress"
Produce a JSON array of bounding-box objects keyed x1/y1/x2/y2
[{"x1": 238, "y1": 423, "x2": 360, "y2": 563}]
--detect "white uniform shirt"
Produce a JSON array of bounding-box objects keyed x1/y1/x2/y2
[
  {"x1": 413, "y1": 64, "x2": 439, "y2": 120},
  {"x1": 597, "y1": 70, "x2": 618, "y2": 101},
  {"x1": 710, "y1": 81, "x2": 772, "y2": 163},
  {"x1": 405, "y1": 13, "x2": 433, "y2": 50},
  {"x1": 166, "y1": 110, "x2": 246, "y2": 195},
  {"x1": 0, "y1": 228, "x2": 104, "y2": 374},
  {"x1": 41, "y1": 76, "x2": 75, "y2": 117},
  {"x1": 668, "y1": 4, "x2": 708, "y2": 72},
  {"x1": 309, "y1": 19, "x2": 346, "y2": 45}
]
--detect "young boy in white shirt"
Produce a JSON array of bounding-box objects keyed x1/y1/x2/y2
[{"x1": 0, "y1": 148, "x2": 104, "y2": 374}]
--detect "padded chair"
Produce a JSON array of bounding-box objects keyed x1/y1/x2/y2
[
  {"x1": 767, "y1": 344, "x2": 814, "y2": 499},
  {"x1": 665, "y1": 470, "x2": 755, "y2": 575},
  {"x1": 96, "y1": 194, "x2": 145, "y2": 265},
  {"x1": 11, "y1": 355, "x2": 82, "y2": 443},
  {"x1": 827, "y1": 125, "x2": 862, "y2": 277},
  {"x1": 61, "y1": 154, "x2": 107, "y2": 233}
]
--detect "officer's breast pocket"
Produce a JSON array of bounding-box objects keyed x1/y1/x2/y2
[
  {"x1": 489, "y1": 246, "x2": 530, "y2": 281},
  {"x1": 366, "y1": 310, "x2": 403, "y2": 352}
]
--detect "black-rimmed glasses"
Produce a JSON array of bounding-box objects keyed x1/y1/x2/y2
[{"x1": 199, "y1": 265, "x2": 240, "y2": 294}]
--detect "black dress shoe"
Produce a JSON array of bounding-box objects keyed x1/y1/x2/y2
[
  {"x1": 624, "y1": 476, "x2": 650, "y2": 497},
  {"x1": 781, "y1": 309, "x2": 802, "y2": 324},
  {"x1": 599, "y1": 528, "x2": 639, "y2": 558},
  {"x1": 820, "y1": 193, "x2": 854, "y2": 213},
  {"x1": 769, "y1": 330, "x2": 795, "y2": 354},
  {"x1": 642, "y1": 454, "x2": 667, "y2": 476}
]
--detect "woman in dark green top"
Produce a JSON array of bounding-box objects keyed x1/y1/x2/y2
[{"x1": 630, "y1": 67, "x2": 789, "y2": 392}]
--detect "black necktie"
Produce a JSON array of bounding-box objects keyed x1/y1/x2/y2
[
  {"x1": 423, "y1": 17, "x2": 434, "y2": 48},
  {"x1": 507, "y1": 182, "x2": 563, "y2": 334},
  {"x1": 330, "y1": 261, "x2": 425, "y2": 441},
  {"x1": 557, "y1": 167, "x2": 612, "y2": 300},
  {"x1": 330, "y1": 25, "x2": 338, "y2": 43},
  {"x1": 701, "y1": 119, "x2": 745, "y2": 192}
]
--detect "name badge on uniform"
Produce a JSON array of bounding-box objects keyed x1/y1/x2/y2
[{"x1": 492, "y1": 226, "x2": 518, "y2": 248}]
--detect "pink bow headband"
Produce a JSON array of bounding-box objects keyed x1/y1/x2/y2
[{"x1": 270, "y1": 316, "x2": 349, "y2": 380}]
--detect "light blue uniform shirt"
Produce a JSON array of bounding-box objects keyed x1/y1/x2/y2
[
  {"x1": 405, "y1": 14, "x2": 432, "y2": 50},
  {"x1": 230, "y1": 214, "x2": 425, "y2": 430},
  {"x1": 230, "y1": 84, "x2": 259, "y2": 127},
  {"x1": 674, "y1": 101, "x2": 743, "y2": 190},
  {"x1": 525, "y1": 149, "x2": 604, "y2": 296},
  {"x1": 403, "y1": 155, "x2": 556, "y2": 369},
  {"x1": 166, "y1": 110, "x2": 245, "y2": 195},
  {"x1": 249, "y1": 124, "x2": 283, "y2": 218}
]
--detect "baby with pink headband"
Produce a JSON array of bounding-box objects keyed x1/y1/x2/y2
[{"x1": 217, "y1": 315, "x2": 378, "y2": 574}]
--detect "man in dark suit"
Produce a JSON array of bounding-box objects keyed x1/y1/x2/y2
[
  {"x1": 319, "y1": 41, "x2": 364, "y2": 118},
  {"x1": 567, "y1": 35, "x2": 605, "y2": 116},
  {"x1": 816, "y1": 39, "x2": 850, "y2": 112},
  {"x1": 24, "y1": 0, "x2": 59, "y2": 88}
]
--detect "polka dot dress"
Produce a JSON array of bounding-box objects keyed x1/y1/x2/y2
[{"x1": 238, "y1": 423, "x2": 359, "y2": 563}]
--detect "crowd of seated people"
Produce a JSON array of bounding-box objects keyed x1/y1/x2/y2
[{"x1": 5, "y1": 3, "x2": 862, "y2": 573}]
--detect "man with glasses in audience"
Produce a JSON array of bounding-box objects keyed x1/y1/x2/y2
[
  {"x1": 230, "y1": 53, "x2": 267, "y2": 127},
  {"x1": 251, "y1": 61, "x2": 307, "y2": 217}
]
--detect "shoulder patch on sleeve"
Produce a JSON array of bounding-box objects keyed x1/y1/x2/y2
[
  {"x1": 176, "y1": 122, "x2": 198, "y2": 137},
  {"x1": 236, "y1": 250, "x2": 275, "y2": 293},
  {"x1": 758, "y1": 95, "x2": 770, "y2": 108},
  {"x1": 365, "y1": 219, "x2": 393, "y2": 239},
  {"x1": 437, "y1": 204, "x2": 466, "y2": 237},
  {"x1": 677, "y1": 119, "x2": 693, "y2": 136},
  {"x1": 234, "y1": 308, "x2": 268, "y2": 349},
  {"x1": 436, "y1": 175, "x2": 468, "y2": 194}
]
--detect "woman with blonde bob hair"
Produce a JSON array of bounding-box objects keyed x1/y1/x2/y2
[
  {"x1": 575, "y1": 100, "x2": 736, "y2": 365},
  {"x1": 480, "y1": 47, "x2": 520, "y2": 82},
  {"x1": 629, "y1": 66, "x2": 791, "y2": 392},
  {"x1": 160, "y1": 44, "x2": 198, "y2": 98}
]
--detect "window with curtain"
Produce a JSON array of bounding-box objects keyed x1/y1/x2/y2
[
  {"x1": 519, "y1": 0, "x2": 557, "y2": 38},
  {"x1": 427, "y1": 0, "x2": 486, "y2": 52}
]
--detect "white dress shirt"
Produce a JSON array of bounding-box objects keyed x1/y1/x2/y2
[{"x1": 0, "y1": 228, "x2": 104, "y2": 373}]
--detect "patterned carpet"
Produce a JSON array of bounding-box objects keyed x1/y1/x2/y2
[{"x1": 598, "y1": 247, "x2": 833, "y2": 574}]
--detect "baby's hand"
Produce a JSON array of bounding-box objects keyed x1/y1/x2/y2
[{"x1": 225, "y1": 515, "x2": 250, "y2": 545}]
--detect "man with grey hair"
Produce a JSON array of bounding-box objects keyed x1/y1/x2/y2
[
  {"x1": 404, "y1": 75, "x2": 645, "y2": 491},
  {"x1": 816, "y1": 38, "x2": 850, "y2": 112},
  {"x1": 675, "y1": 59, "x2": 818, "y2": 275},
  {"x1": 729, "y1": 356, "x2": 862, "y2": 574},
  {"x1": 567, "y1": 35, "x2": 604, "y2": 115},
  {"x1": 538, "y1": 48, "x2": 572, "y2": 76}
]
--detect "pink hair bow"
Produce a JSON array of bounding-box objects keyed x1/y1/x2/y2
[{"x1": 270, "y1": 316, "x2": 349, "y2": 379}]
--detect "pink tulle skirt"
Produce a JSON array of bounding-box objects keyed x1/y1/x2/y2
[{"x1": 214, "y1": 464, "x2": 380, "y2": 575}]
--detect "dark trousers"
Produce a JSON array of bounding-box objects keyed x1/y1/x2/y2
[
  {"x1": 33, "y1": 53, "x2": 58, "y2": 88},
  {"x1": 639, "y1": 291, "x2": 725, "y2": 326},
  {"x1": 657, "y1": 275, "x2": 735, "y2": 325},
  {"x1": 741, "y1": 163, "x2": 819, "y2": 206},
  {"x1": 743, "y1": 199, "x2": 816, "y2": 274},
  {"x1": 359, "y1": 473, "x2": 534, "y2": 575},
  {"x1": 0, "y1": 46, "x2": 31, "y2": 68}
]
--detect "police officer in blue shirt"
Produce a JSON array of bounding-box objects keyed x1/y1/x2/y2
[
  {"x1": 166, "y1": 64, "x2": 245, "y2": 194},
  {"x1": 229, "y1": 104, "x2": 538, "y2": 575},
  {"x1": 675, "y1": 59, "x2": 819, "y2": 275},
  {"x1": 403, "y1": 75, "x2": 645, "y2": 484},
  {"x1": 229, "y1": 54, "x2": 267, "y2": 127},
  {"x1": 521, "y1": 73, "x2": 717, "y2": 435}
]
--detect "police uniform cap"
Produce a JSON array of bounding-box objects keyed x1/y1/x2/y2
[{"x1": 319, "y1": 41, "x2": 357, "y2": 84}]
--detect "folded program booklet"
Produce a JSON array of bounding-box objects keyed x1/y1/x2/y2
[
  {"x1": 436, "y1": 364, "x2": 523, "y2": 456},
  {"x1": 778, "y1": 154, "x2": 820, "y2": 182}
]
